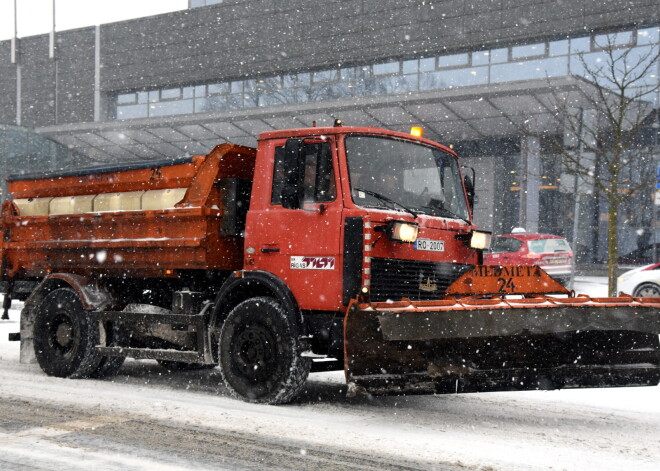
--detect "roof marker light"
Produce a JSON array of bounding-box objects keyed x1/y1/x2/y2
[{"x1": 410, "y1": 126, "x2": 424, "y2": 138}]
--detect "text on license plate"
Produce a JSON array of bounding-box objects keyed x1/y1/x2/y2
[
  {"x1": 415, "y1": 239, "x2": 445, "y2": 252},
  {"x1": 548, "y1": 257, "x2": 568, "y2": 264}
]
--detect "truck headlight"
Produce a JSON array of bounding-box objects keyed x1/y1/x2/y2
[
  {"x1": 470, "y1": 231, "x2": 491, "y2": 250},
  {"x1": 387, "y1": 221, "x2": 419, "y2": 243}
]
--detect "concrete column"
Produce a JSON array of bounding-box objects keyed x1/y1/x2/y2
[
  {"x1": 519, "y1": 136, "x2": 540, "y2": 232},
  {"x1": 94, "y1": 25, "x2": 101, "y2": 122}
]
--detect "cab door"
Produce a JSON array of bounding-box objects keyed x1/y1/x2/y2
[{"x1": 246, "y1": 137, "x2": 344, "y2": 311}]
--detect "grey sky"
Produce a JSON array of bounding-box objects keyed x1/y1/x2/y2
[{"x1": 0, "y1": 0, "x2": 186, "y2": 41}]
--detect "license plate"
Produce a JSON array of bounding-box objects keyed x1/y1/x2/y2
[
  {"x1": 415, "y1": 239, "x2": 445, "y2": 252},
  {"x1": 548, "y1": 257, "x2": 568, "y2": 264}
]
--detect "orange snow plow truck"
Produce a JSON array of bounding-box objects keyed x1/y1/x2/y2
[{"x1": 2, "y1": 124, "x2": 660, "y2": 404}]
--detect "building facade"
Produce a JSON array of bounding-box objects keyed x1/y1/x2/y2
[{"x1": 0, "y1": 0, "x2": 658, "y2": 261}]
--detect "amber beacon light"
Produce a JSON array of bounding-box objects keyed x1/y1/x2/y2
[{"x1": 410, "y1": 126, "x2": 424, "y2": 138}]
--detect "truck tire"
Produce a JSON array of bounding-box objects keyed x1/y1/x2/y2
[
  {"x1": 33, "y1": 288, "x2": 103, "y2": 378},
  {"x1": 91, "y1": 355, "x2": 126, "y2": 378},
  {"x1": 218, "y1": 297, "x2": 311, "y2": 404},
  {"x1": 90, "y1": 321, "x2": 127, "y2": 378}
]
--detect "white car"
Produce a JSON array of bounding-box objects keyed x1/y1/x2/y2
[{"x1": 617, "y1": 263, "x2": 660, "y2": 297}]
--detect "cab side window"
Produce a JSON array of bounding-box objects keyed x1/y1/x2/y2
[{"x1": 271, "y1": 142, "x2": 335, "y2": 205}]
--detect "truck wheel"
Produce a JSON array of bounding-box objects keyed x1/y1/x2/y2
[
  {"x1": 218, "y1": 297, "x2": 311, "y2": 404},
  {"x1": 33, "y1": 288, "x2": 103, "y2": 378},
  {"x1": 633, "y1": 283, "x2": 660, "y2": 297}
]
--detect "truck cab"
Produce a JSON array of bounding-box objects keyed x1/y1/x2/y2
[{"x1": 245, "y1": 125, "x2": 483, "y2": 315}]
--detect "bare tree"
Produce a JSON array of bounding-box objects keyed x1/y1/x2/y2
[{"x1": 538, "y1": 35, "x2": 659, "y2": 295}]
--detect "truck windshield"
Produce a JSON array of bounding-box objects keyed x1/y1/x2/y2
[{"x1": 345, "y1": 135, "x2": 469, "y2": 221}]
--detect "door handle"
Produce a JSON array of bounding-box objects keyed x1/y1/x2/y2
[{"x1": 261, "y1": 247, "x2": 280, "y2": 253}]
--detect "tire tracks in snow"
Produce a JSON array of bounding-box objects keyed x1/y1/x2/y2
[{"x1": 0, "y1": 397, "x2": 450, "y2": 471}]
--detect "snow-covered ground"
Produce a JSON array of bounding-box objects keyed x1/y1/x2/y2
[{"x1": 1, "y1": 277, "x2": 659, "y2": 470}]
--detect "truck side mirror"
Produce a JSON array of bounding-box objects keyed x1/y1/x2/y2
[
  {"x1": 463, "y1": 168, "x2": 475, "y2": 215},
  {"x1": 281, "y1": 138, "x2": 305, "y2": 209}
]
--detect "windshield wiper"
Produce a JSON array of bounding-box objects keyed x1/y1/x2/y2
[
  {"x1": 354, "y1": 188, "x2": 418, "y2": 218},
  {"x1": 420, "y1": 199, "x2": 470, "y2": 225}
]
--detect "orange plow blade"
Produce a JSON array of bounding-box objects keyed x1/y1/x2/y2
[{"x1": 344, "y1": 267, "x2": 660, "y2": 396}]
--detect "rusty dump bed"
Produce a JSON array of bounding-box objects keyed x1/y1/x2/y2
[
  {"x1": 344, "y1": 265, "x2": 660, "y2": 396},
  {"x1": 1, "y1": 144, "x2": 256, "y2": 280}
]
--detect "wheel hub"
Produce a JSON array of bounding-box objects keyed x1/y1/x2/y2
[
  {"x1": 235, "y1": 324, "x2": 276, "y2": 379},
  {"x1": 55, "y1": 323, "x2": 73, "y2": 347},
  {"x1": 49, "y1": 313, "x2": 75, "y2": 353}
]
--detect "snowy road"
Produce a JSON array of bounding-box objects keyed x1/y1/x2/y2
[
  {"x1": 1, "y1": 278, "x2": 659, "y2": 471},
  {"x1": 0, "y1": 396, "x2": 431, "y2": 471}
]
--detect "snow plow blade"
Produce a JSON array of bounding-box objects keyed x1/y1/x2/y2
[{"x1": 344, "y1": 266, "x2": 660, "y2": 397}]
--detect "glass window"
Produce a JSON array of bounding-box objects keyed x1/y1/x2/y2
[
  {"x1": 230, "y1": 81, "x2": 243, "y2": 93},
  {"x1": 190, "y1": 0, "x2": 223, "y2": 6},
  {"x1": 339, "y1": 67, "x2": 355, "y2": 81},
  {"x1": 472, "y1": 51, "x2": 490, "y2": 66},
  {"x1": 345, "y1": 136, "x2": 469, "y2": 220},
  {"x1": 373, "y1": 61, "x2": 400, "y2": 76},
  {"x1": 312, "y1": 69, "x2": 338, "y2": 83},
  {"x1": 528, "y1": 238, "x2": 571, "y2": 254},
  {"x1": 570, "y1": 36, "x2": 590, "y2": 54},
  {"x1": 637, "y1": 27, "x2": 659, "y2": 45},
  {"x1": 182, "y1": 87, "x2": 194, "y2": 99},
  {"x1": 271, "y1": 142, "x2": 335, "y2": 205},
  {"x1": 420, "y1": 67, "x2": 488, "y2": 90},
  {"x1": 491, "y1": 56, "x2": 568, "y2": 83},
  {"x1": 262, "y1": 76, "x2": 282, "y2": 89},
  {"x1": 194, "y1": 85, "x2": 206, "y2": 97},
  {"x1": 196, "y1": 95, "x2": 228, "y2": 113},
  {"x1": 402, "y1": 59, "x2": 418, "y2": 74},
  {"x1": 208, "y1": 83, "x2": 229, "y2": 94},
  {"x1": 438, "y1": 53, "x2": 469, "y2": 68},
  {"x1": 511, "y1": 43, "x2": 546, "y2": 59},
  {"x1": 594, "y1": 31, "x2": 633, "y2": 49},
  {"x1": 137, "y1": 91, "x2": 148, "y2": 104},
  {"x1": 243, "y1": 91, "x2": 257, "y2": 108},
  {"x1": 490, "y1": 48, "x2": 508, "y2": 64},
  {"x1": 398, "y1": 75, "x2": 419, "y2": 92},
  {"x1": 259, "y1": 90, "x2": 288, "y2": 106},
  {"x1": 117, "y1": 93, "x2": 137, "y2": 105},
  {"x1": 419, "y1": 57, "x2": 435, "y2": 72},
  {"x1": 489, "y1": 237, "x2": 523, "y2": 253},
  {"x1": 283, "y1": 74, "x2": 297, "y2": 88},
  {"x1": 549, "y1": 39, "x2": 569, "y2": 56},
  {"x1": 297, "y1": 72, "x2": 311, "y2": 86},
  {"x1": 160, "y1": 88, "x2": 181, "y2": 100},
  {"x1": 116, "y1": 104, "x2": 148, "y2": 119},
  {"x1": 149, "y1": 99, "x2": 193, "y2": 117},
  {"x1": 148, "y1": 90, "x2": 159, "y2": 103}
]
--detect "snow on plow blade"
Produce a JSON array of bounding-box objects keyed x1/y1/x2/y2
[{"x1": 344, "y1": 266, "x2": 660, "y2": 396}]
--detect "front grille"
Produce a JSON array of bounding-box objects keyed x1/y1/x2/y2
[{"x1": 370, "y1": 258, "x2": 473, "y2": 302}]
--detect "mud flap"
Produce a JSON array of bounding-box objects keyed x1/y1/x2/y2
[{"x1": 343, "y1": 297, "x2": 660, "y2": 397}]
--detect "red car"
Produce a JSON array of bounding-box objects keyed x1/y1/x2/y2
[{"x1": 483, "y1": 232, "x2": 574, "y2": 284}]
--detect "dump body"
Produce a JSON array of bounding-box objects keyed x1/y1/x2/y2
[{"x1": 1, "y1": 144, "x2": 255, "y2": 279}]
